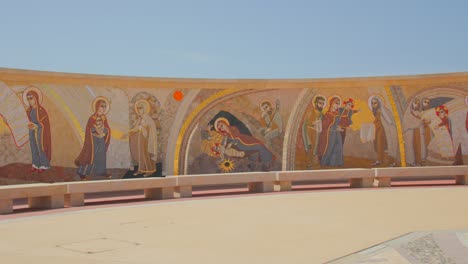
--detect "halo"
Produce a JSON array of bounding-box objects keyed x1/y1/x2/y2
[
  {"x1": 368, "y1": 94, "x2": 385, "y2": 110},
  {"x1": 327, "y1": 95, "x2": 342, "y2": 108},
  {"x1": 22, "y1": 86, "x2": 43, "y2": 105},
  {"x1": 259, "y1": 99, "x2": 273, "y2": 110},
  {"x1": 214, "y1": 117, "x2": 230, "y2": 133},
  {"x1": 435, "y1": 105, "x2": 448, "y2": 114},
  {"x1": 92, "y1": 96, "x2": 111, "y2": 115},
  {"x1": 312, "y1": 94, "x2": 327, "y2": 109},
  {"x1": 134, "y1": 99, "x2": 151, "y2": 115}
]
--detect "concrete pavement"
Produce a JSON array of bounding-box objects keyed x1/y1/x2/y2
[{"x1": 1, "y1": 186, "x2": 468, "y2": 263}]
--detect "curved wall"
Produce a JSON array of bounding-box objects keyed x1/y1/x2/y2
[{"x1": 0, "y1": 68, "x2": 466, "y2": 184}]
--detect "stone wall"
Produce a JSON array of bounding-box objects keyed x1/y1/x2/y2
[{"x1": 0, "y1": 68, "x2": 466, "y2": 184}]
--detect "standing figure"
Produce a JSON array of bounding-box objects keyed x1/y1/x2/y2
[
  {"x1": 370, "y1": 96, "x2": 392, "y2": 166},
  {"x1": 23, "y1": 87, "x2": 51, "y2": 173},
  {"x1": 338, "y1": 98, "x2": 360, "y2": 145},
  {"x1": 421, "y1": 97, "x2": 433, "y2": 159},
  {"x1": 75, "y1": 97, "x2": 111, "y2": 180},
  {"x1": 302, "y1": 95, "x2": 325, "y2": 168},
  {"x1": 317, "y1": 96, "x2": 344, "y2": 167},
  {"x1": 259, "y1": 99, "x2": 283, "y2": 147},
  {"x1": 129, "y1": 100, "x2": 158, "y2": 176},
  {"x1": 404, "y1": 98, "x2": 424, "y2": 166},
  {"x1": 427, "y1": 105, "x2": 455, "y2": 161}
]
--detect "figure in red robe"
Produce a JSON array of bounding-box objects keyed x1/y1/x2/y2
[
  {"x1": 75, "y1": 97, "x2": 111, "y2": 180},
  {"x1": 435, "y1": 105, "x2": 452, "y2": 137},
  {"x1": 317, "y1": 97, "x2": 344, "y2": 167},
  {"x1": 214, "y1": 117, "x2": 273, "y2": 163}
]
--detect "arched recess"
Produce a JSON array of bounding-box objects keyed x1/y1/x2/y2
[
  {"x1": 401, "y1": 86, "x2": 468, "y2": 165},
  {"x1": 405, "y1": 87, "x2": 467, "y2": 109},
  {"x1": 164, "y1": 89, "x2": 201, "y2": 175},
  {"x1": 174, "y1": 89, "x2": 279, "y2": 175},
  {"x1": 0, "y1": 81, "x2": 29, "y2": 148},
  {"x1": 282, "y1": 88, "x2": 318, "y2": 170}
]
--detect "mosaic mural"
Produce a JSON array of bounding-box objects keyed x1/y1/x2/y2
[{"x1": 0, "y1": 70, "x2": 466, "y2": 185}]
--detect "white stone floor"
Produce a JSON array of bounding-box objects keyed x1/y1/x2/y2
[{"x1": 1, "y1": 186, "x2": 468, "y2": 264}]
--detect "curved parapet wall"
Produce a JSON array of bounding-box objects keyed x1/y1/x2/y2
[{"x1": 0, "y1": 68, "x2": 466, "y2": 184}]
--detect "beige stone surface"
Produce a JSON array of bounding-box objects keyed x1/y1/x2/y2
[
  {"x1": 28, "y1": 194, "x2": 64, "y2": 209},
  {"x1": 278, "y1": 168, "x2": 375, "y2": 181},
  {"x1": 67, "y1": 177, "x2": 177, "y2": 193},
  {"x1": 64, "y1": 193, "x2": 85, "y2": 207},
  {"x1": 376, "y1": 177, "x2": 392, "y2": 187},
  {"x1": 456, "y1": 174, "x2": 468, "y2": 185},
  {"x1": 1, "y1": 187, "x2": 468, "y2": 264},
  {"x1": 349, "y1": 177, "x2": 374, "y2": 188},
  {"x1": 0, "y1": 199, "x2": 13, "y2": 214},
  {"x1": 247, "y1": 181, "x2": 275, "y2": 193},
  {"x1": 375, "y1": 165, "x2": 468, "y2": 178},
  {"x1": 176, "y1": 172, "x2": 277, "y2": 186},
  {"x1": 0, "y1": 183, "x2": 67, "y2": 199},
  {"x1": 144, "y1": 187, "x2": 175, "y2": 200},
  {"x1": 277, "y1": 180, "x2": 292, "y2": 191},
  {"x1": 177, "y1": 186, "x2": 193, "y2": 198}
]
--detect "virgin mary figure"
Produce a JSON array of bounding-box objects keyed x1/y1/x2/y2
[
  {"x1": 317, "y1": 96, "x2": 344, "y2": 167},
  {"x1": 129, "y1": 100, "x2": 158, "y2": 176},
  {"x1": 75, "y1": 96, "x2": 111, "y2": 180},
  {"x1": 214, "y1": 117, "x2": 274, "y2": 165}
]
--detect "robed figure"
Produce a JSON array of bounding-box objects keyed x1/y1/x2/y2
[
  {"x1": 317, "y1": 96, "x2": 344, "y2": 167},
  {"x1": 214, "y1": 117, "x2": 274, "y2": 164},
  {"x1": 302, "y1": 95, "x2": 325, "y2": 168},
  {"x1": 75, "y1": 97, "x2": 111, "y2": 180},
  {"x1": 129, "y1": 100, "x2": 158, "y2": 176},
  {"x1": 259, "y1": 99, "x2": 283, "y2": 147},
  {"x1": 403, "y1": 98, "x2": 425, "y2": 166},
  {"x1": 370, "y1": 96, "x2": 396, "y2": 166},
  {"x1": 426, "y1": 105, "x2": 455, "y2": 161},
  {"x1": 24, "y1": 87, "x2": 51, "y2": 172}
]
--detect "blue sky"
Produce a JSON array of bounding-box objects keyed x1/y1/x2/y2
[{"x1": 1, "y1": 0, "x2": 468, "y2": 78}]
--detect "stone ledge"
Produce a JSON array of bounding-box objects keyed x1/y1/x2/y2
[
  {"x1": 278, "y1": 169, "x2": 375, "y2": 181},
  {"x1": 375, "y1": 166, "x2": 468, "y2": 177},
  {"x1": 66, "y1": 177, "x2": 177, "y2": 193},
  {"x1": 176, "y1": 172, "x2": 277, "y2": 186},
  {"x1": 0, "y1": 183, "x2": 67, "y2": 200}
]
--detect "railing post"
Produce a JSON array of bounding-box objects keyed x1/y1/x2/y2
[
  {"x1": 376, "y1": 177, "x2": 391, "y2": 187},
  {"x1": 65, "y1": 193, "x2": 85, "y2": 207},
  {"x1": 28, "y1": 195, "x2": 65, "y2": 209},
  {"x1": 248, "y1": 181, "x2": 275, "y2": 193},
  {"x1": 277, "y1": 181, "x2": 292, "y2": 191},
  {"x1": 455, "y1": 174, "x2": 468, "y2": 185},
  {"x1": 0, "y1": 199, "x2": 13, "y2": 214},
  {"x1": 178, "y1": 186, "x2": 193, "y2": 198},
  {"x1": 144, "y1": 187, "x2": 175, "y2": 200},
  {"x1": 374, "y1": 169, "x2": 391, "y2": 187},
  {"x1": 349, "y1": 178, "x2": 374, "y2": 188}
]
